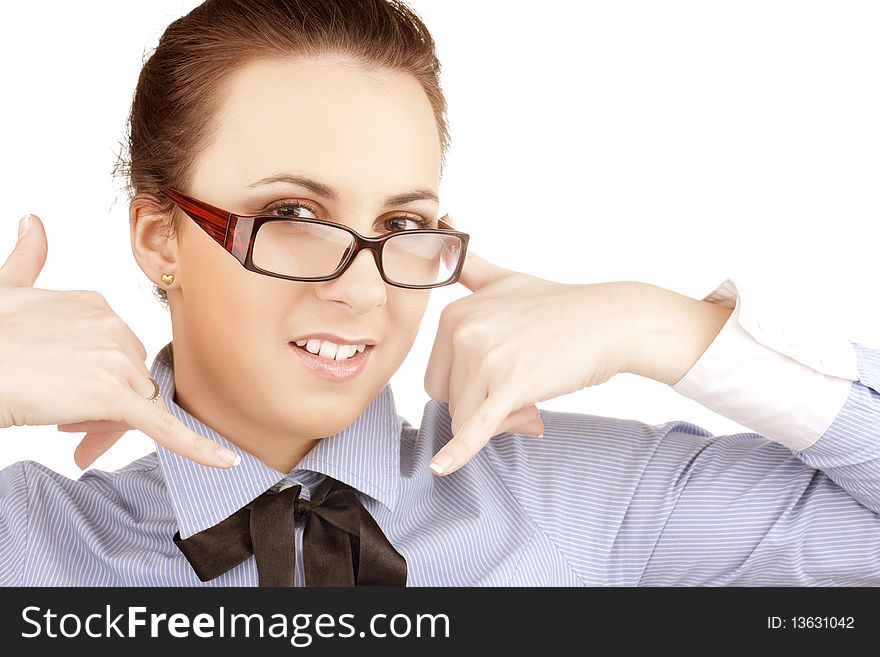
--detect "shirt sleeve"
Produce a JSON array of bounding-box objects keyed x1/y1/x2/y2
[
  {"x1": 0, "y1": 461, "x2": 28, "y2": 586},
  {"x1": 671, "y1": 277, "x2": 858, "y2": 451},
  {"x1": 634, "y1": 339, "x2": 880, "y2": 585}
]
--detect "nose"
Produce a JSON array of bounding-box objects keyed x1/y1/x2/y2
[{"x1": 316, "y1": 246, "x2": 387, "y2": 310}]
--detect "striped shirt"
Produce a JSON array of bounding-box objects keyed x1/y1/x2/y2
[{"x1": 1, "y1": 318, "x2": 879, "y2": 585}]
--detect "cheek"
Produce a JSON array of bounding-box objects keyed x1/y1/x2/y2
[
  {"x1": 386, "y1": 290, "x2": 431, "y2": 349},
  {"x1": 180, "y1": 235, "x2": 292, "y2": 352}
]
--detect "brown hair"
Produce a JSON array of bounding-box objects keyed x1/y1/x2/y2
[{"x1": 112, "y1": 0, "x2": 450, "y2": 307}]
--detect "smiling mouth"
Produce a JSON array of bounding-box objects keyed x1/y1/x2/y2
[
  {"x1": 289, "y1": 340, "x2": 373, "y2": 362},
  {"x1": 288, "y1": 340, "x2": 373, "y2": 382}
]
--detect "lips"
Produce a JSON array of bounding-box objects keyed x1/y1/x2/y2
[
  {"x1": 289, "y1": 332, "x2": 377, "y2": 346},
  {"x1": 288, "y1": 341, "x2": 372, "y2": 381}
]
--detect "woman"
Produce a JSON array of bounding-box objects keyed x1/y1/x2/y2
[{"x1": 1, "y1": 0, "x2": 878, "y2": 586}]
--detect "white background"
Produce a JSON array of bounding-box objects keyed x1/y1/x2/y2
[{"x1": 0, "y1": 1, "x2": 878, "y2": 479}]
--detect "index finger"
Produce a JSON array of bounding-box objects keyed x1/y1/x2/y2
[
  {"x1": 120, "y1": 386, "x2": 241, "y2": 468},
  {"x1": 429, "y1": 391, "x2": 511, "y2": 477}
]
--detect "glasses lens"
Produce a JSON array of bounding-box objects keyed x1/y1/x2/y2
[
  {"x1": 382, "y1": 231, "x2": 463, "y2": 286},
  {"x1": 251, "y1": 220, "x2": 464, "y2": 286},
  {"x1": 253, "y1": 220, "x2": 351, "y2": 278}
]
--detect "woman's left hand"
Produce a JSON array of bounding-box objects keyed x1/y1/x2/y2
[{"x1": 424, "y1": 250, "x2": 647, "y2": 476}]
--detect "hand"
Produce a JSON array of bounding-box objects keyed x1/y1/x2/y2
[
  {"x1": 424, "y1": 248, "x2": 643, "y2": 476},
  {"x1": 0, "y1": 214, "x2": 239, "y2": 470}
]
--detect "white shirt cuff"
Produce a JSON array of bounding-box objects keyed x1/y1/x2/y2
[{"x1": 671, "y1": 277, "x2": 859, "y2": 451}]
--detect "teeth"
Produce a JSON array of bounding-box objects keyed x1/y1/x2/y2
[
  {"x1": 318, "y1": 341, "x2": 337, "y2": 359},
  {"x1": 297, "y1": 339, "x2": 366, "y2": 361}
]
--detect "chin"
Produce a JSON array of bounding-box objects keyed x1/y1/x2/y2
[{"x1": 274, "y1": 391, "x2": 364, "y2": 432}]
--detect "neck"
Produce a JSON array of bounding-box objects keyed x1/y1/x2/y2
[{"x1": 174, "y1": 384, "x2": 321, "y2": 473}]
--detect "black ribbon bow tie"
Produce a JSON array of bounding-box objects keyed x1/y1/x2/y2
[{"x1": 172, "y1": 475, "x2": 407, "y2": 586}]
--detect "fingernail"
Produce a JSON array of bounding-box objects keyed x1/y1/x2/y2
[
  {"x1": 430, "y1": 452, "x2": 454, "y2": 475},
  {"x1": 18, "y1": 214, "x2": 32, "y2": 239},
  {"x1": 217, "y1": 449, "x2": 241, "y2": 467},
  {"x1": 536, "y1": 433, "x2": 544, "y2": 438}
]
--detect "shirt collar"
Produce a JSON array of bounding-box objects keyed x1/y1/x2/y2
[{"x1": 149, "y1": 341, "x2": 403, "y2": 539}]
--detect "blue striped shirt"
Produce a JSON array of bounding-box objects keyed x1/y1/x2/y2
[{"x1": 1, "y1": 338, "x2": 879, "y2": 586}]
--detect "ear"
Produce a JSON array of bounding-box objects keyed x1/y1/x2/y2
[{"x1": 129, "y1": 193, "x2": 180, "y2": 290}]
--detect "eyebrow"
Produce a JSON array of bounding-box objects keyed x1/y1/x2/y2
[{"x1": 246, "y1": 173, "x2": 439, "y2": 208}]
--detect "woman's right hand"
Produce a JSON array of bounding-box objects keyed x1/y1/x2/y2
[{"x1": 0, "y1": 213, "x2": 240, "y2": 470}]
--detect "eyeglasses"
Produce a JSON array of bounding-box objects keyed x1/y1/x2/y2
[{"x1": 158, "y1": 189, "x2": 470, "y2": 289}]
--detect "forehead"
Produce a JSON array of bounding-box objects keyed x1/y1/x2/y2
[{"x1": 193, "y1": 56, "x2": 442, "y2": 199}]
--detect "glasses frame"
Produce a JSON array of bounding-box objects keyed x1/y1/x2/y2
[{"x1": 158, "y1": 189, "x2": 470, "y2": 289}]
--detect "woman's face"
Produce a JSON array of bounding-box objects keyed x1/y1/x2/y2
[{"x1": 136, "y1": 56, "x2": 441, "y2": 469}]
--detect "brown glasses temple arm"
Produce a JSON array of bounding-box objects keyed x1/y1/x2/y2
[{"x1": 160, "y1": 189, "x2": 232, "y2": 247}]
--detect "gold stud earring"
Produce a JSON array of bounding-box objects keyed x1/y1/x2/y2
[{"x1": 160, "y1": 273, "x2": 175, "y2": 286}]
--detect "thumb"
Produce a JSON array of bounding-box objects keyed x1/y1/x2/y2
[
  {"x1": 0, "y1": 214, "x2": 48, "y2": 288},
  {"x1": 457, "y1": 249, "x2": 515, "y2": 292}
]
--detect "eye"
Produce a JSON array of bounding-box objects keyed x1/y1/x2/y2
[
  {"x1": 263, "y1": 200, "x2": 319, "y2": 219},
  {"x1": 382, "y1": 215, "x2": 433, "y2": 232}
]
